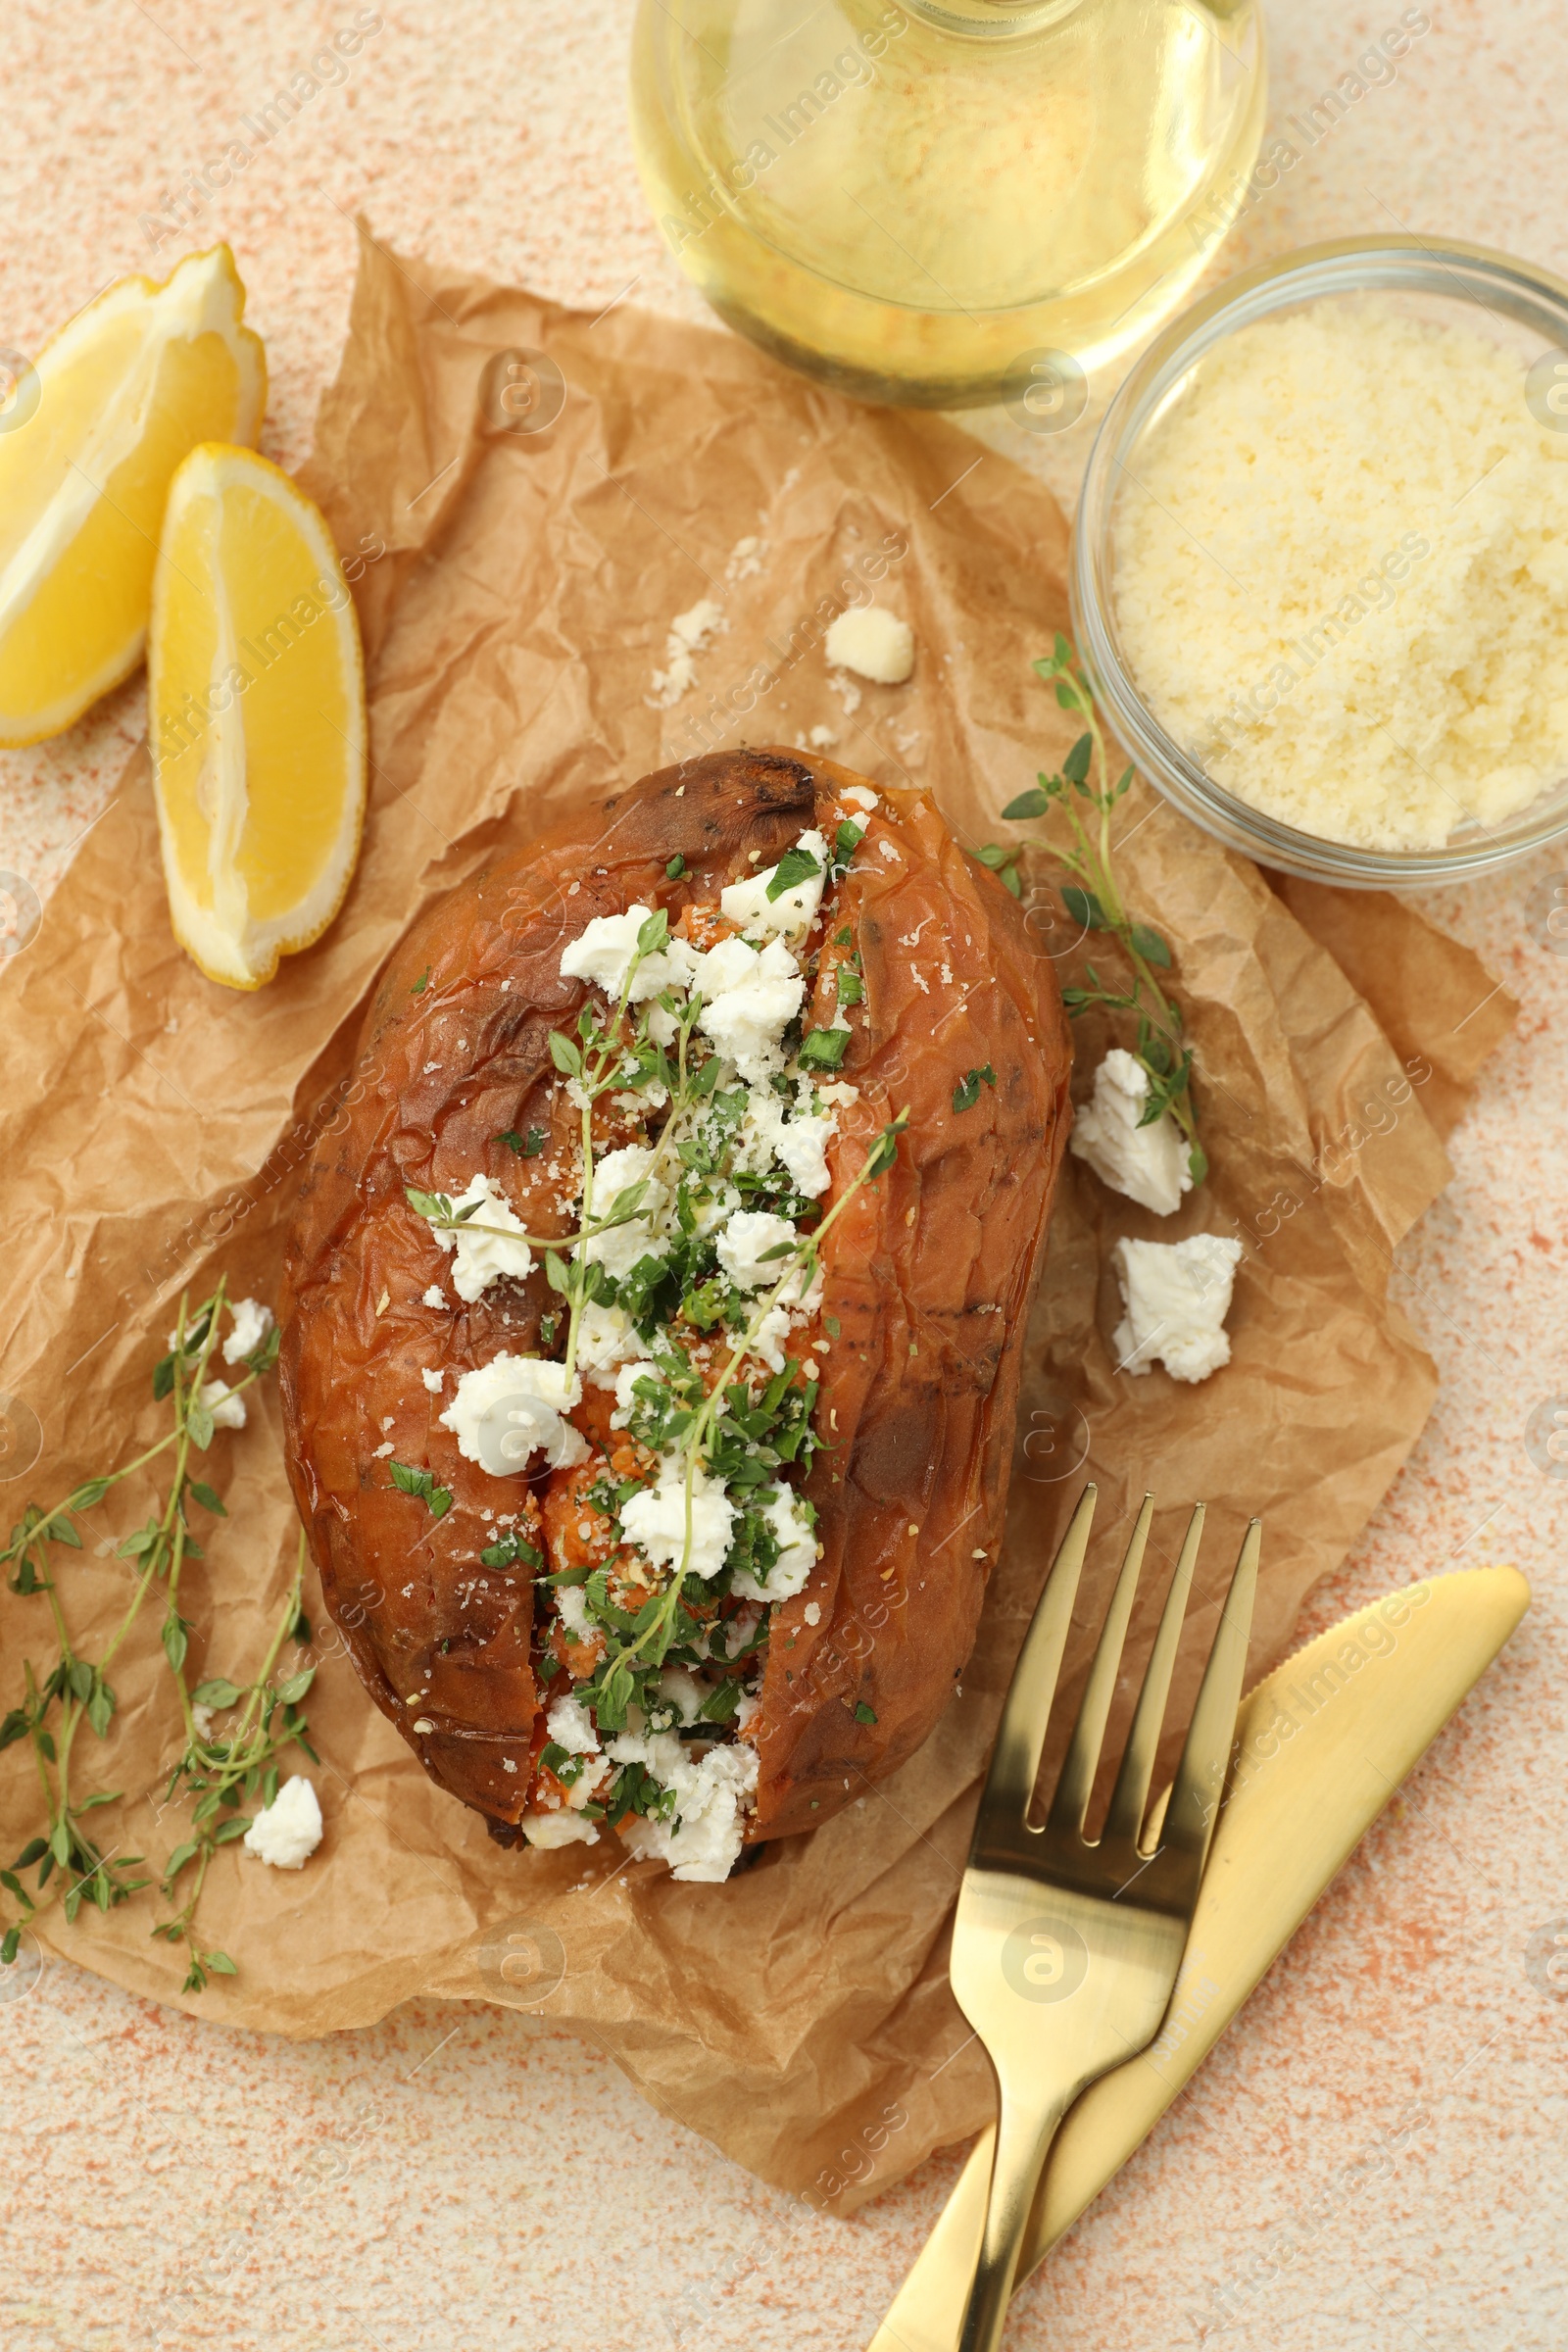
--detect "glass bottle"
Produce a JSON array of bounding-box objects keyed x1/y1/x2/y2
[{"x1": 630, "y1": 0, "x2": 1267, "y2": 409}]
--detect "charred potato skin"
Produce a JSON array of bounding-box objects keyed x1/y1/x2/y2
[{"x1": 278, "y1": 748, "x2": 1072, "y2": 1844}]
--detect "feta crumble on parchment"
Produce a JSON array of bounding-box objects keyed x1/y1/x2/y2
[
  {"x1": 1071, "y1": 1050, "x2": 1194, "y2": 1216},
  {"x1": 243, "y1": 1776, "x2": 323, "y2": 1870},
  {"x1": 1111, "y1": 1235, "x2": 1243, "y2": 1384},
  {"x1": 648, "y1": 598, "x2": 726, "y2": 709},
  {"x1": 824, "y1": 604, "x2": 914, "y2": 684}
]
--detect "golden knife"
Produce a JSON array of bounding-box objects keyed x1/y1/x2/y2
[{"x1": 868, "y1": 1564, "x2": 1530, "y2": 2352}]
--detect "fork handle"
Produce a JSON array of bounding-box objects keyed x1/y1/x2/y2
[{"x1": 956, "y1": 2084, "x2": 1072, "y2": 2352}]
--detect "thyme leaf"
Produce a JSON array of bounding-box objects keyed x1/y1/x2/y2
[{"x1": 978, "y1": 638, "x2": 1207, "y2": 1184}]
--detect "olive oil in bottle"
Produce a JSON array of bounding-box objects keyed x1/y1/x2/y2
[{"x1": 631, "y1": 0, "x2": 1267, "y2": 407}]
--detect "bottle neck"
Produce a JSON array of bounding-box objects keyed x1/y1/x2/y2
[{"x1": 900, "y1": 0, "x2": 1090, "y2": 35}]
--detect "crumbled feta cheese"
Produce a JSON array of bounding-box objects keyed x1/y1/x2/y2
[
  {"x1": 803, "y1": 1601, "x2": 822, "y2": 1627},
  {"x1": 688, "y1": 934, "x2": 805, "y2": 1081},
  {"x1": 726, "y1": 533, "x2": 764, "y2": 583},
  {"x1": 546, "y1": 1693, "x2": 601, "y2": 1754},
  {"x1": 583, "y1": 1143, "x2": 670, "y2": 1280},
  {"x1": 430, "y1": 1172, "x2": 534, "y2": 1302},
  {"x1": 191, "y1": 1701, "x2": 218, "y2": 1740},
  {"x1": 521, "y1": 1810, "x2": 600, "y2": 1849},
  {"x1": 555, "y1": 1584, "x2": 595, "y2": 1643},
  {"x1": 649, "y1": 598, "x2": 726, "y2": 707},
  {"x1": 611, "y1": 1731, "x2": 760, "y2": 1882},
  {"x1": 422, "y1": 1284, "x2": 447, "y2": 1308},
  {"x1": 731, "y1": 1485, "x2": 817, "y2": 1603},
  {"x1": 198, "y1": 1379, "x2": 246, "y2": 1431},
  {"x1": 807, "y1": 725, "x2": 838, "y2": 750},
  {"x1": 222, "y1": 1297, "x2": 274, "y2": 1365},
  {"x1": 737, "y1": 1255, "x2": 823, "y2": 1378},
  {"x1": 749, "y1": 1303, "x2": 797, "y2": 1376},
  {"x1": 741, "y1": 1083, "x2": 836, "y2": 1198},
  {"x1": 610, "y1": 1356, "x2": 658, "y2": 1431},
  {"x1": 620, "y1": 1456, "x2": 735, "y2": 1581},
  {"x1": 716, "y1": 1208, "x2": 799, "y2": 1292},
  {"x1": 561, "y1": 906, "x2": 688, "y2": 1004},
  {"x1": 1111, "y1": 1235, "x2": 1244, "y2": 1384},
  {"x1": 420, "y1": 1368, "x2": 444, "y2": 1394},
  {"x1": 441, "y1": 1354, "x2": 588, "y2": 1475},
  {"x1": 1070, "y1": 1051, "x2": 1194, "y2": 1216},
  {"x1": 243, "y1": 1776, "x2": 322, "y2": 1870},
  {"x1": 650, "y1": 1665, "x2": 706, "y2": 1729},
  {"x1": 824, "y1": 605, "x2": 914, "y2": 684},
  {"x1": 574, "y1": 1300, "x2": 652, "y2": 1388},
  {"x1": 842, "y1": 784, "x2": 879, "y2": 812},
  {"x1": 720, "y1": 828, "x2": 830, "y2": 943}
]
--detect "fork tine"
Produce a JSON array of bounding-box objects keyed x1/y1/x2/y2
[
  {"x1": 1045, "y1": 1493, "x2": 1154, "y2": 1838},
  {"x1": 1162, "y1": 1517, "x2": 1261, "y2": 1867},
  {"x1": 979, "y1": 1483, "x2": 1097, "y2": 1828},
  {"x1": 1102, "y1": 1501, "x2": 1205, "y2": 1852}
]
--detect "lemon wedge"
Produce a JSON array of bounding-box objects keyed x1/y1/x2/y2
[
  {"x1": 148, "y1": 444, "x2": 368, "y2": 990},
  {"x1": 0, "y1": 245, "x2": 266, "y2": 747}
]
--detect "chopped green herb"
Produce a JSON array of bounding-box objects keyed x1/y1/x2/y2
[
  {"x1": 952, "y1": 1064, "x2": 997, "y2": 1114},
  {"x1": 766, "y1": 845, "x2": 823, "y2": 901},
  {"x1": 855, "y1": 1701, "x2": 878, "y2": 1725},
  {"x1": 389, "y1": 1462, "x2": 453, "y2": 1520},
  {"x1": 411, "y1": 968, "x2": 429, "y2": 996},
  {"x1": 665, "y1": 853, "x2": 687, "y2": 880},
  {"x1": 479, "y1": 1529, "x2": 544, "y2": 1571},
  {"x1": 499, "y1": 1126, "x2": 548, "y2": 1158},
  {"x1": 798, "y1": 1026, "x2": 850, "y2": 1071}
]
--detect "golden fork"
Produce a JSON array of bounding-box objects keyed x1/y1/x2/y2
[{"x1": 922, "y1": 1481, "x2": 1259, "y2": 2352}]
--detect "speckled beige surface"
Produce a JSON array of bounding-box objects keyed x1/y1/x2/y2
[{"x1": 2, "y1": 3, "x2": 1566, "y2": 2346}]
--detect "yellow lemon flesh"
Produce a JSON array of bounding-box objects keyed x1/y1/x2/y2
[
  {"x1": 0, "y1": 246, "x2": 266, "y2": 746},
  {"x1": 149, "y1": 445, "x2": 367, "y2": 990}
]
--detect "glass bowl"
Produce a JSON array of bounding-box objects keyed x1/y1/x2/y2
[{"x1": 1069, "y1": 234, "x2": 1568, "y2": 888}]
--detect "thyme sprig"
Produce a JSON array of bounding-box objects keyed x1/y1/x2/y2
[
  {"x1": 403, "y1": 1184, "x2": 654, "y2": 1253},
  {"x1": 585, "y1": 1111, "x2": 907, "y2": 1729},
  {"x1": 0, "y1": 1281, "x2": 316, "y2": 1988},
  {"x1": 979, "y1": 637, "x2": 1207, "y2": 1185},
  {"x1": 154, "y1": 1535, "x2": 315, "y2": 1993}
]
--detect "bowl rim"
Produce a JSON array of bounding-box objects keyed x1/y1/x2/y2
[{"x1": 1069, "y1": 231, "x2": 1568, "y2": 889}]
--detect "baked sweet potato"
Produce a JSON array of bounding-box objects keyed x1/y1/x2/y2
[{"x1": 279, "y1": 746, "x2": 1071, "y2": 1877}]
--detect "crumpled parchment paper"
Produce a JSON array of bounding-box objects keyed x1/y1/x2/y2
[{"x1": 0, "y1": 225, "x2": 1515, "y2": 2212}]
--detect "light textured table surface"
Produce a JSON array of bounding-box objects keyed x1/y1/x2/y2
[{"x1": 3, "y1": 3, "x2": 1567, "y2": 2347}]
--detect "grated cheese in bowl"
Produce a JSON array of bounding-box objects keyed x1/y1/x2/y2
[{"x1": 1109, "y1": 297, "x2": 1568, "y2": 856}]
